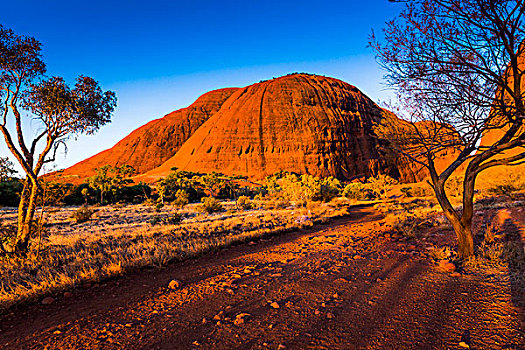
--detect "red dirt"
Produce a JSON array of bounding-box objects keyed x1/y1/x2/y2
[{"x1": 0, "y1": 206, "x2": 523, "y2": 350}]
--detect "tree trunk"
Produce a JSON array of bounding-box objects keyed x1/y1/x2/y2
[
  {"x1": 14, "y1": 179, "x2": 39, "y2": 255},
  {"x1": 431, "y1": 176, "x2": 475, "y2": 259}
]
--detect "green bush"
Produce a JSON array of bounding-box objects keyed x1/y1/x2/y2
[
  {"x1": 200, "y1": 197, "x2": 223, "y2": 214},
  {"x1": 173, "y1": 189, "x2": 189, "y2": 208},
  {"x1": 270, "y1": 172, "x2": 341, "y2": 203},
  {"x1": 71, "y1": 207, "x2": 94, "y2": 224},
  {"x1": 342, "y1": 183, "x2": 371, "y2": 200},
  {"x1": 236, "y1": 195, "x2": 254, "y2": 210}
]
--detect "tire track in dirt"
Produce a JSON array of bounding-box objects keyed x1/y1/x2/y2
[{"x1": 0, "y1": 206, "x2": 523, "y2": 349}]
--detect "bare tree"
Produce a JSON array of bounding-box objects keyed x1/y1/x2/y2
[
  {"x1": 371, "y1": 0, "x2": 525, "y2": 258},
  {"x1": 0, "y1": 25, "x2": 116, "y2": 255}
]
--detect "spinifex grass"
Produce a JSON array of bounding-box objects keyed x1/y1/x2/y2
[{"x1": 0, "y1": 201, "x2": 348, "y2": 311}]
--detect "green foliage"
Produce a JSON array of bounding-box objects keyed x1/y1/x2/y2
[
  {"x1": 81, "y1": 188, "x2": 89, "y2": 204},
  {"x1": 71, "y1": 206, "x2": 94, "y2": 224},
  {"x1": 86, "y1": 165, "x2": 136, "y2": 204},
  {"x1": 267, "y1": 172, "x2": 341, "y2": 203},
  {"x1": 200, "y1": 197, "x2": 223, "y2": 214},
  {"x1": 172, "y1": 189, "x2": 189, "y2": 208},
  {"x1": 236, "y1": 195, "x2": 254, "y2": 210},
  {"x1": 156, "y1": 170, "x2": 202, "y2": 203},
  {"x1": 342, "y1": 182, "x2": 372, "y2": 200}
]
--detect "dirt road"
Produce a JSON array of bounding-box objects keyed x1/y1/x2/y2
[{"x1": 1, "y1": 206, "x2": 523, "y2": 349}]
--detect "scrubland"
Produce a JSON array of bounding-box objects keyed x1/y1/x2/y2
[
  {"x1": 0, "y1": 199, "x2": 349, "y2": 310},
  {"x1": 1, "y1": 168, "x2": 524, "y2": 313}
]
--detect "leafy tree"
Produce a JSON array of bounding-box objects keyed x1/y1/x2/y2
[
  {"x1": 0, "y1": 26, "x2": 116, "y2": 254},
  {"x1": 86, "y1": 165, "x2": 135, "y2": 204},
  {"x1": 372, "y1": 0, "x2": 525, "y2": 258},
  {"x1": 201, "y1": 172, "x2": 224, "y2": 198}
]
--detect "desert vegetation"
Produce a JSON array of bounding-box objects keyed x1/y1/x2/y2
[{"x1": 372, "y1": 0, "x2": 525, "y2": 258}]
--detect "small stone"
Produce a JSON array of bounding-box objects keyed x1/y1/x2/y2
[
  {"x1": 459, "y1": 341, "x2": 470, "y2": 348},
  {"x1": 226, "y1": 288, "x2": 235, "y2": 295},
  {"x1": 244, "y1": 268, "x2": 252, "y2": 273},
  {"x1": 234, "y1": 318, "x2": 245, "y2": 325},
  {"x1": 41, "y1": 297, "x2": 55, "y2": 305},
  {"x1": 202, "y1": 318, "x2": 207, "y2": 324},
  {"x1": 314, "y1": 309, "x2": 320, "y2": 315},
  {"x1": 278, "y1": 344, "x2": 286, "y2": 349},
  {"x1": 53, "y1": 330, "x2": 61, "y2": 335},
  {"x1": 270, "y1": 302, "x2": 280, "y2": 309},
  {"x1": 168, "y1": 279, "x2": 182, "y2": 290},
  {"x1": 333, "y1": 293, "x2": 339, "y2": 298},
  {"x1": 213, "y1": 311, "x2": 224, "y2": 320},
  {"x1": 326, "y1": 312, "x2": 334, "y2": 319}
]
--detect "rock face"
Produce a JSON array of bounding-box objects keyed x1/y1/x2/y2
[
  {"x1": 51, "y1": 88, "x2": 238, "y2": 183},
  {"x1": 140, "y1": 74, "x2": 415, "y2": 182}
]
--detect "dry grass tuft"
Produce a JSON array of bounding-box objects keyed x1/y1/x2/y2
[{"x1": 0, "y1": 201, "x2": 348, "y2": 310}]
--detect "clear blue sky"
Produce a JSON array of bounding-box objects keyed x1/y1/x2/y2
[{"x1": 1, "y1": 0, "x2": 402, "y2": 173}]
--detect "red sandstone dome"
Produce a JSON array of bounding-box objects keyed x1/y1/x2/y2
[
  {"x1": 138, "y1": 74, "x2": 427, "y2": 182},
  {"x1": 50, "y1": 88, "x2": 238, "y2": 183}
]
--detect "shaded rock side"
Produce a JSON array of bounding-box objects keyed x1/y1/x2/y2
[
  {"x1": 51, "y1": 88, "x2": 239, "y2": 183},
  {"x1": 140, "y1": 74, "x2": 421, "y2": 182}
]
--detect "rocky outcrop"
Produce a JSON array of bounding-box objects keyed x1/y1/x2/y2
[
  {"x1": 139, "y1": 74, "x2": 424, "y2": 182},
  {"x1": 51, "y1": 88, "x2": 238, "y2": 183}
]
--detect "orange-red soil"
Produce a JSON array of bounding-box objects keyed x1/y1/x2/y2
[{"x1": 0, "y1": 206, "x2": 523, "y2": 349}]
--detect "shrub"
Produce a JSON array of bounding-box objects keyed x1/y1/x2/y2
[
  {"x1": 150, "y1": 212, "x2": 183, "y2": 226},
  {"x1": 71, "y1": 207, "x2": 94, "y2": 224},
  {"x1": 155, "y1": 202, "x2": 164, "y2": 212},
  {"x1": 173, "y1": 189, "x2": 189, "y2": 208},
  {"x1": 367, "y1": 174, "x2": 397, "y2": 199},
  {"x1": 264, "y1": 198, "x2": 290, "y2": 209},
  {"x1": 200, "y1": 197, "x2": 223, "y2": 214},
  {"x1": 342, "y1": 183, "x2": 370, "y2": 200},
  {"x1": 236, "y1": 195, "x2": 254, "y2": 210},
  {"x1": 387, "y1": 212, "x2": 420, "y2": 238}
]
